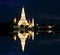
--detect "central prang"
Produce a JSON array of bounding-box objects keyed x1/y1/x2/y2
[{"x1": 13, "y1": 7, "x2": 34, "y2": 52}]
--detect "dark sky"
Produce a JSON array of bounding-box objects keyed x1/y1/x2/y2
[
  {"x1": 0, "y1": 0, "x2": 60, "y2": 22},
  {"x1": 0, "y1": 0, "x2": 60, "y2": 55}
]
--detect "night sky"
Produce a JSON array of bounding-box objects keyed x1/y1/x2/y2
[
  {"x1": 0, "y1": 0, "x2": 60, "y2": 55},
  {"x1": 0, "y1": 0, "x2": 60, "y2": 22}
]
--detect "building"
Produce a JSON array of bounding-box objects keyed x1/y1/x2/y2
[{"x1": 13, "y1": 7, "x2": 34, "y2": 52}]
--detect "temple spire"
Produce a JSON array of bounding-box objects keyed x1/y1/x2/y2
[
  {"x1": 21, "y1": 7, "x2": 25, "y2": 19},
  {"x1": 18, "y1": 7, "x2": 28, "y2": 26},
  {"x1": 13, "y1": 6, "x2": 35, "y2": 52}
]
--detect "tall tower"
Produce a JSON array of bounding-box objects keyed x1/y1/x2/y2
[
  {"x1": 21, "y1": 7, "x2": 26, "y2": 20},
  {"x1": 18, "y1": 32, "x2": 28, "y2": 52},
  {"x1": 13, "y1": 6, "x2": 35, "y2": 52},
  {"x1": 32, "y1": 18, "x2": 34, "y2": 27},
  {"x1": 18, "y1": 7, "x2": 28, "y2": 26}
]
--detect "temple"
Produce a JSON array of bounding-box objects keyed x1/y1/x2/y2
[
  {"x1": 18, "y1": 7, "x2": 34, "y2": 27},
  {"x1": 13, "y1": 7, "x2": 34, "y2": 52}
]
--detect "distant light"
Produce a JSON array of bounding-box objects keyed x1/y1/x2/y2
[
  {"x1": 12, "y1": 6, "x2": 35, "y2": 52},
  {"x1": 36, "y1": 24, "x2": 38, "y2": 26},
  {"x1": 48, "y1": 25, "x2": 52, "y2": 28},
  {"x1": 47, "y1": 30, "x2": 52, "y2": 33},
  {"x1": 13, "y1": 35, "x2": 16, "y2": 40},
  {"x1": 36, "y1": 32, "x2": 39, "y2": 35},
  {"x1": 13, "y1": 18, "x2": 16, "y2": 24}
]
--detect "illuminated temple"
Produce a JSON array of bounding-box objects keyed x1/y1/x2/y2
[{"x1": 13, "y1": 7, "x2": 34, "y2": 52}]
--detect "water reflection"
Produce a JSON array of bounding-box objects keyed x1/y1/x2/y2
[
  {"x1": 11, "y1": 7, "x2": 57, "y2": 52},
  {"x1": 13, "y1": 29, "x2": 34, "y2": 52},
  {"x1": 0, "y1": 6, "x2": 59, "y2": 53},
  {"x1": 12, "y1": 7, "x2": 35, "y2": 52},
  {"x1": 12, "y1": 26, "x2": 55, "y2": 52}
]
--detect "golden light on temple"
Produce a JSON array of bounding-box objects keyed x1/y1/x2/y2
[
  {"x1": 48, "y1": 25, "x2": 52, "y2": 28},
  {"x1": 13, "y1": 18, "x2": 16, "y2": 24},
  {"x1": 29, "y1": 31, "x2": 34, "y2": 40},
  {"x1": 13, "y1": 35, "x2": 16, "y2": 40},
  {"x1": 17, "y1": 32, "x2": 28, "y2": 52},
  {"x1": 18, "y1": 7, "x2": 29, "y2": 26},
  {"x1": 13, "y1": 7, "x2": 34, "y2": 52},
  {"x1": 13, "y1": 31, "x2": 34, "y2": 52},
  {"x1": 17, "y1": 7, "x2": 34, "y2": 27},
  {"x1": 12, "y1": 6, "x2": 56, "y2": 52},
  {"x1": 12, "y1": 6, "x2": 55, "y2": 52},
  {"x1": 47, "y1": 30, "x2": 52, "y2": 33}
]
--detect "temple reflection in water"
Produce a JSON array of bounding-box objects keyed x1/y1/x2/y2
[
  {"x1": 13, "y1": 7, "x2": 34, "y2": 52},
  {"x1": 0, "y1": 6, "x2": 59, "y2": 52},
  {"x1": 12, "y1": 7, "x2": 59, "y2": 52}
]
